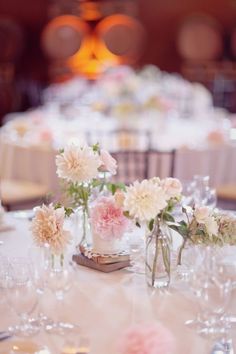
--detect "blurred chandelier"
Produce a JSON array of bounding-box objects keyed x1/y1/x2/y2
[{"x1": 41, "y1": 0, "x2": 145, "y2": 80}]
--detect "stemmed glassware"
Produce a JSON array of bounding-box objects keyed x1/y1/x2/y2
[
  {"x1": 29, "y1": 245, "x2": 77, "y2": 334},
  {"x1": 6, "y1": 257, "x2": 39, "y2": 337},
  {"x1": 184, "y1": 247, "x2": 233, "y2": 340}
]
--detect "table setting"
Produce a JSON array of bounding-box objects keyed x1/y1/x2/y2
[{"x1": 0, "y1": 140, "x2": 236, "y2": 354}]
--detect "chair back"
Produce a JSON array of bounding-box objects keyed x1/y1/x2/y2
[
  {"x1": 86, "y1": 128, "x2": 151, "y2": 151},
  {"x1": 111, "y1": 148, "x2": 176, "y2": 185},
  {"x1": 111, "y1": 150, "x2": 149, "y2": 184}
]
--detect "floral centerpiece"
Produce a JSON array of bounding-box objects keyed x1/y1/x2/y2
[
  {"x1": 123, "y1": 177, "x2": 182, "y2": 288},
  {"x1": 90, "y1": 195, "x2": 131, "y2": 254},
  {"x1": 55, "y1": 143, "x2": 120, "y2": 246},
  {"x1": 171, "y1": 206, "x2": 236, "y2": 266},
  {"x1": 30, "y1": 204, "x2": 72, "y2": 268}
]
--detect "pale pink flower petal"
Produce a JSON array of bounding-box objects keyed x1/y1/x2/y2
[
  {"x1": 99, "y1": 149, "x2": 117, "y2": 175},
  {"x1": 90, "y1": 196, "x2": 130, "y2": 240},
  {"x1": 30, "y1": 204, "x2": 71, "y2": 254},
  {"x1": 118, "y1": 323, "x2": 175, "y2": 354}
]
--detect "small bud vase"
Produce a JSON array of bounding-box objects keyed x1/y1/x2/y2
[{"x1": 145, "y1": 220, "x2": 171, "y2": 289}]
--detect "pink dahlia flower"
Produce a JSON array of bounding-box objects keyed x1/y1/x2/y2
[{"x1": 90, "y1": 196, "x2": 130, "y2": 240}]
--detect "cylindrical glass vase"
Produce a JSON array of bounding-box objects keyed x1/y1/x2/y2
[{"x1": 145, "y1": 221, "x2": 171, "y2": 289}]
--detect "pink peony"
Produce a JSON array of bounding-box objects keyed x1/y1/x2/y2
[
  {"x1": 118, "y1": 323, "x2": 175, "y2": 354},
  {"x1": 99, "y1": 149, "x2": 117, "y2": 175},
  {"x1": 90, "y1": 196, "x2": 130, "y2": 240}
]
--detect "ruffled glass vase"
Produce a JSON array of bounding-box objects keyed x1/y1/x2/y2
[{"x1": 145, "y1": 220, "x2": 171, "y2": 289}]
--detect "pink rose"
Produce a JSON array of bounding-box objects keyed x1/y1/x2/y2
[
  {"x1": 90, "y1": 196, "x2": 130, "y2": 240},
  {"x1": 99, "y1": 150, "x2": 117, "y2": 175},
  {"x1": 118, "y1": 323, "x2": 175, "y2": 354},
  {"x1": 161, "y1": 178, "x2": 182, "y2": 199}
]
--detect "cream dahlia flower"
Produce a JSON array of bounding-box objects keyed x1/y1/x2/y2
[
  {"x1": 31, "y1": 204, "x2": 71, "y2": 255},
  {"x1": 124, "y1": 180, "x2": 167, "y2": 222},
  {"x1": 56, "y1": 144, "x2": 102, "y2": 183}
]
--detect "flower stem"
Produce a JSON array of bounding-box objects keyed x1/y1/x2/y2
[
  {"x1": 177, "y1": 238, "x2": 187, "y2": 265},
  {"x1": 151, "y1": 221, "x2": 159, "y2": 287},
  {"x1": 80, "y1": 207, "x2": 87, "y2": 245},
  {"x1": 60, "y1": 253, "x2": 64, "y2": 267}
]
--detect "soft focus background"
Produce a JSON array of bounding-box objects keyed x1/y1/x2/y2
[{"x1": 1, "y1": 0, "x2": 236, "y2": 122}]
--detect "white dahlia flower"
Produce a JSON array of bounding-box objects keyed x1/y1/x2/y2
[
  {"x1": 124, "y1": 180, "x2": 167, "y2": 222},
  {"x1": 56, "y1": 144, "x2": 102, "y2": 183}
]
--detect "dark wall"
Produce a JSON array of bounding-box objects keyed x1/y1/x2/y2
[{"x1": 0, "y1": 0, "x2": 236, "y2": 119}]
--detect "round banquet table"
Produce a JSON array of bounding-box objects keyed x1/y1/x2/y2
[
  {"x1": 0, "y1": 109, "x2": 236, "y2": 193},
  {"x1": 0, "y1": 213, "x2": 236, "y2": 354}
]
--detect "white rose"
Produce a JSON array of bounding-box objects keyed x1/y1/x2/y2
[
  {"x1": 194, "y1": 206, "x2": 211, "y2": 224},
  {"x1": 205, "y1": 216, "x2": 218, "y2": 236},
  {"x1": 161, "y1": 178, "x2": 182, "y2": 199}
]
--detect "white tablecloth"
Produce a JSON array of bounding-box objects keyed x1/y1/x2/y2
[{"x1": 0, "y1": 214, "x2": 236, "y2": 354}]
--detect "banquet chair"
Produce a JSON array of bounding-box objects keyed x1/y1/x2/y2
[
  {"x1": 86, "y1": 128, "x2": 151, "y2": 151},
  {"x1": 111, "y1": 148, "x2": 176, "y2": 185},
  {"x1": 111, "y1": 150, "x2": 149, "y2": 184},
  {"x1": 148, "y1": 149, "x2": 176, "y2": 179},
  {"x1": 0, "y1": 179, "x2": 49, "y2": 211}
]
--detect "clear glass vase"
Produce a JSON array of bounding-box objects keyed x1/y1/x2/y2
[
  {"x1": 145, "y1": 220, "x2": 171, "y2": 289},
  {"x1": 74, "y1": 207, "x2": 91, "y2": 252}
]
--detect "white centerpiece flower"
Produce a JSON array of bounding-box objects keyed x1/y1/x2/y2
[
  {"x1": 56, "y1": 144, "x2": 102, "y2": 183},
  {"x1": 124, "y1": 179, "x2": 167, "y2": 222}
]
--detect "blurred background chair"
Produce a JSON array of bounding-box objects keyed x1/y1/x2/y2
[
  {"x1": 111, "y1": 150, "x2": 149, "y2": 184},
  {"x1": 86, "y1": 128, "x2": 151, "y2": 151},
  {"x1": 0, "y1": 178, "x2": 49, "y2": 211},
  {"x1": 111, "y1": 148, "x2": 176, "y2": 184}
]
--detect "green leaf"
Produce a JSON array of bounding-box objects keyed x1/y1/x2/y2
[
  {"x1": 196, "y1": 229, "x2": 205, "y2": 236},
  {"x1": 92, "y1": 143, "x2": 100, "y2": 152},
  {"x1": 59, "y1": 148, "x2": 64, "y2": 154},
  {"x1": 179, "y1": 220, "x2": 188, "y2": 227},
  {"x1": 115, "y1": 182, "x2": 126, "y2": 191},
  {"x1": 64, "y1": 207, "x2": 74, "y2": 217},
  {"x1": 148, "y1": 219, "x2": 154, "y2": 232},
  {"x1": 54, "y1": 202, "x2": 62, "y2": 209},
  {"x1": 111, "y1": 184, "x2": 116, "y2": 195},
  {"x1": 162, "y1": 213, "x2": 175, "y2": 223},
  {"x1": 123, "y1": 211, "x2": 130, "y2": 218}
]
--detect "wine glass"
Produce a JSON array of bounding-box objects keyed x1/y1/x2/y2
[
  {"x1": 6, "y1": 258, "x2": 39, "y2": 337},
  {"x1": 203, "y1": 188, "x2": 217, "y2": 208},
  {"x1": 192, "y1": 175, "x2": 210, "y2": 206},
  {"x1": 43, "y1": 261, "x2": 77, "y2": 334},
  {"x1": 28, "y1": 245, "x2": 54, "y2": 329}
]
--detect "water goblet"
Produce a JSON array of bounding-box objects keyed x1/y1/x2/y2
[{"x1": 6, "y1": 258, "x2": 39, "y2": 337}]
